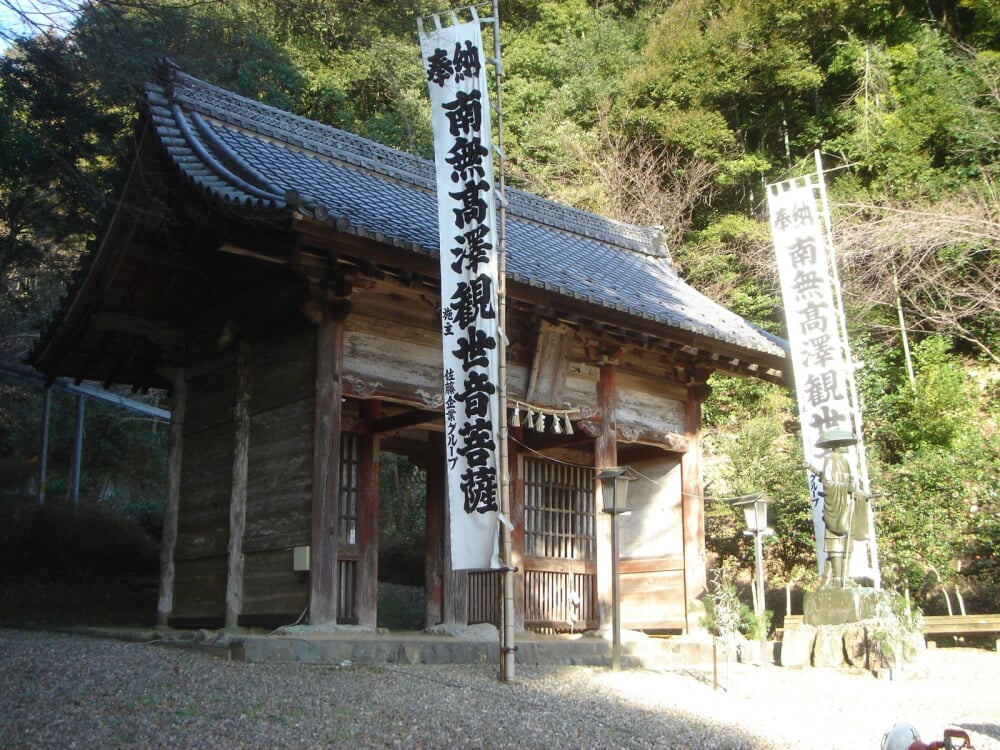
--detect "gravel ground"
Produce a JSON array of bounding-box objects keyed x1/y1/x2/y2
[{"x1": 0, "y1": 627, "x2": 997, "y2": 749}]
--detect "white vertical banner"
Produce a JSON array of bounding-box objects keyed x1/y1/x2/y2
[
  {"x1": 767, "y1": 175, "x2": 874, "y2": 580},
  {"x1": 420, "y1": 17, "x2": 501, "y2": 570}
]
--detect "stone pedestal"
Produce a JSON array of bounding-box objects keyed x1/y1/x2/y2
[
  {"x1": 788, "y1": 586, "x2": 926, "y2": 675},
  {"x1": 803, "y1": 586, "x2": 891, "y2": 626}
]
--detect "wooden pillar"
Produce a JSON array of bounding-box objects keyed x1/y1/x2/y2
[
  {"x1": 37, "y1": 386, "x2": 51, "y2": 506},
  {"x1": 424, "y1": 437, "x2": 445, "y2": 627},
  {"x1": 442, "y1": 527, "x2": 469, "y2": 624},
  {"x1": 356, "y1": 400, "x2": 381, "y2": 629},
  {"x1": 442, "y1": 445, "x2": 468, "y2": 625},
  {"x1": 594, "y1": 361, "x2": 618, "y2": 633},
  {"x1": 70, "y1": 393, "x2": 85, "y2": 508},
  {"x1": 681, "y1": 375, "x2": 712, "y2": 632},
  {"x1": 157, "y1": 367, "x2": 186, "y2": 627},
  {"x1": 508, "y1": 427, "x2": 525, "y2": 630},
  {"x1": 225, "y1": 340, "x2": 251, "y2": 628},
  {"x1": 310, "y1": 304, "x2": 345, "y2": 624}
]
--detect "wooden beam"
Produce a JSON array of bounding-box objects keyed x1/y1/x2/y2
[
  {"x1": 157, "y1": 367, "x2": 186, "y2": 626},
  {"x1": 356, "y1": 400, "x2": 381, "y2": 629},
  {"x1": 225, "y1": 340, "x2": 250, "y2": 628},
  {"x1": 618, "y1": 442, "x2": 680, "y2": 466},
  {"x1": 309, "y1": 304, "x2": 346, "y2": 624},
  {"x1": 219, "y1": 243, "x2": 288, "y2": 265},
  {"x1": 293, "y1": 222, "x2": 440, "y2": 279},
  {"x1": 373, "y1": 407, "x2": 442, "y2": 435},
  {"x1": 127, "y1": 242, "x2": 206, "y2": 272},
  {"x1": 90, "y1": 311, "x2": 181, "y2": 338},
  {"x1": 507, "y1": 280, "x2": 788, "y2": 384},
  {"x1": 218, "y1": 223, "x2": 300, "y2": 266}
]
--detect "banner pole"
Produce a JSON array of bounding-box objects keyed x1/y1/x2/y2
[
  {"x1": 813, "y1": 150, "x2": 880, "y2": 589},
  {"x1": 489, "y1": 0, "x2": 516, "y2": 683},
  {"x1": 418, "y1": 1, "x2": 514, "y2": 678}
]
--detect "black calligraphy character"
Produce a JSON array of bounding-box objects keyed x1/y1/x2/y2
[
  {"x1": 451, "y1": 40, "x2": 482, "y2": 82},
  {"x1": 444, "y1": 367, "x2": 457, "y2": 399},
  {"x1": 797, "y1": 301, "x2": 830, "y2": 335},
  {"x1": 804, "y1": 370, "x2": 843, "y2": 407},
  {"x1": 450, "y1": 224, "x2": 493, "y2": 274},
  {"x1": 446, "y1": 426, "x2": 459, "y2": 469},
  {"x1": 807, "y1": 471, "x2": 823, "y2": 509},
  {"x1": 450, "y1": 275, "x2": 496, "y2": 330},
  {"x1": 442, "y1": 89, "x2": 482, "y2": 136},
  {"x1": 453, "y1": 326, "x2": 496, "y2": 371},
  {"x1": 455, "y1": 370, "x2": 496, "y2": 419},
  {"x1": 791, "y1": 269, "x2": 824, "y2": 300},
  {"x1": 801, "y1": 333, "x2": 837, "y2": 368},
  {"x1": 791, "y1": 202, "x2": 814, "y2": 228},
  {"x1": 773, "y1": 207, "x2": 793, "y2": 232},
  {"x1": 425, "y1": 48, "x2": 454, "y2": 87},
  {"x1": 808, "y1": 404, "x2": 848, "y2": 434},
  {"x1": 786, "y1": 236, "x2": 818, "y2": 269},
  {"x1": 461, "y1": 465, "x2": 499, "y2": 514},
  {"x1": 449, "y1": 179, "x2": 489, "y2": 229},
  {"x1": 441, "y1": 305, "x2": 455, "y2": 336},
  {"x1": 446, "y1": 137, "x2": 488, "y2": 183},
  {"x1": 444, "y1": 368, "x2": 458, "y2": 466},
  {"x1": 457, "y1": 417, "x2": 496, "y2": 467}
]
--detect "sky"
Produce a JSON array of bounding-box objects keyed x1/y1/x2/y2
[{"x1": 0, "y1": 1, "x2": 78, "y2": 53}]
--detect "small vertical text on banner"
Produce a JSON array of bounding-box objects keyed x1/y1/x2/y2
[{"x1": 420, "y1": 17, "x2": 501, "y2": 571}]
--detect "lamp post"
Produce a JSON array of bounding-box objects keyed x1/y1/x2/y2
[
  {"x1": 730, "y1": 493, "x2": 772, "y2": 666},
  {"x1": 597, "y1": 467, "x2": 633, "y2": 671}
]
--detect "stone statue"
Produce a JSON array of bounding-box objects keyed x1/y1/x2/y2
[{"x1": 808, "y1": 429, "x2": 870, "y2": 588}]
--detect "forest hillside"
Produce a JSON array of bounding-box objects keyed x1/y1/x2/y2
[{"x1": 1, "y1": 0, "x2": 997, "y2": 620}]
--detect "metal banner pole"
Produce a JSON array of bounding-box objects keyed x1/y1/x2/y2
[
  {"x1": 487, "y1": 0, "x2": 516, "y2": 683},
  {"x1": 813, "y1": 150, "x2": 880, "y2": 589}
]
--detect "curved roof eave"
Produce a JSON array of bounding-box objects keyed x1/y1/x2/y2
[{"x1": 141, "y1": 61, "x2": 788, "y2": 370}]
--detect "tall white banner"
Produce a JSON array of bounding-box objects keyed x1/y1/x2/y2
[
  {"x1": 767, "y1": 175, "x2": 875, "y2": 581},
  {"x1": 420, "y1": 18, "x2": 501, "y2": 570}
]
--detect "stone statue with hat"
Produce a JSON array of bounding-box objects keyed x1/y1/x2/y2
[{"x1": 807, "y1": 429, "x2": 870, "y2": 588}]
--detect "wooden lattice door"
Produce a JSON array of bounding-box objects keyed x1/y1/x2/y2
[{"x1": 521, "y1": 456, "x2": 597, "y2": 631}]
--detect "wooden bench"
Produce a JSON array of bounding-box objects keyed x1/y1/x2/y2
[
  {"x1": 922, "y1": 614, "x2": 1000, "y2": 649},
  {"x1": 781, "y1": 615, "x2": 803, "y2": 632},
  {"x1": 781, "y1": 613, "x2": 1000, "y2": 650}
]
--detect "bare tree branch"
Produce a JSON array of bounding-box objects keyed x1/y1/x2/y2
[
  {"x1": 524, "y1": 107, "x2": 720, "y2": 257},
  {"x1": 1, "y1": 0, "x2": 79, "y2": 45},
  {"x1": 0, "y1": 0, "x2": 223, "y2": 48},
  {"x1": 834, "y1": 186, "x2": 1000, "y2": 363}
]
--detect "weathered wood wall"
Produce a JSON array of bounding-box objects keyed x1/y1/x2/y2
[
  {"x1": 240, "y1": 314, "x2": 316, "y2": 624},
  {"x1": 171, "y1": 349, "x2": 236, "y2": 626},
  {"x1": 165, "y1": 262, "x2": 707, "y2": 632}
]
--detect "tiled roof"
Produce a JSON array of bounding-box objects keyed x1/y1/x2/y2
[{"x1": 148, "y1": 62, "x2": 787, "y2": 364}]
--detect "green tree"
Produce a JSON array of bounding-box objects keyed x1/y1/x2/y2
[
  {"x1": 703, "y1": 376, "x2": 816, "y2": 592},
  {"x1": 829, "y1": 26, "x2": 985, "y2": 198},
  {"x1": 3, "y1": 0, "x2": 1000, "y2": 613},
  {"x1": 863, "y1": 337, "x2": 999, "y2": 605}
]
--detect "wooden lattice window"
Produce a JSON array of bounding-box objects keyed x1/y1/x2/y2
[
  {"x1": 523, "y1": 457, "x2": 595, "y2": 560},
  {"x1": 338, "y1": 433, "x2": 360, "y2": 546},
  {"x1": 337, "y1": 433, "x2": 360, "y2": 624}
]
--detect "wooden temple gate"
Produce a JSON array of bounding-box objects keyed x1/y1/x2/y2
[{"x1": 27, "y1": 64, "x2": 788, "y2": 638}]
